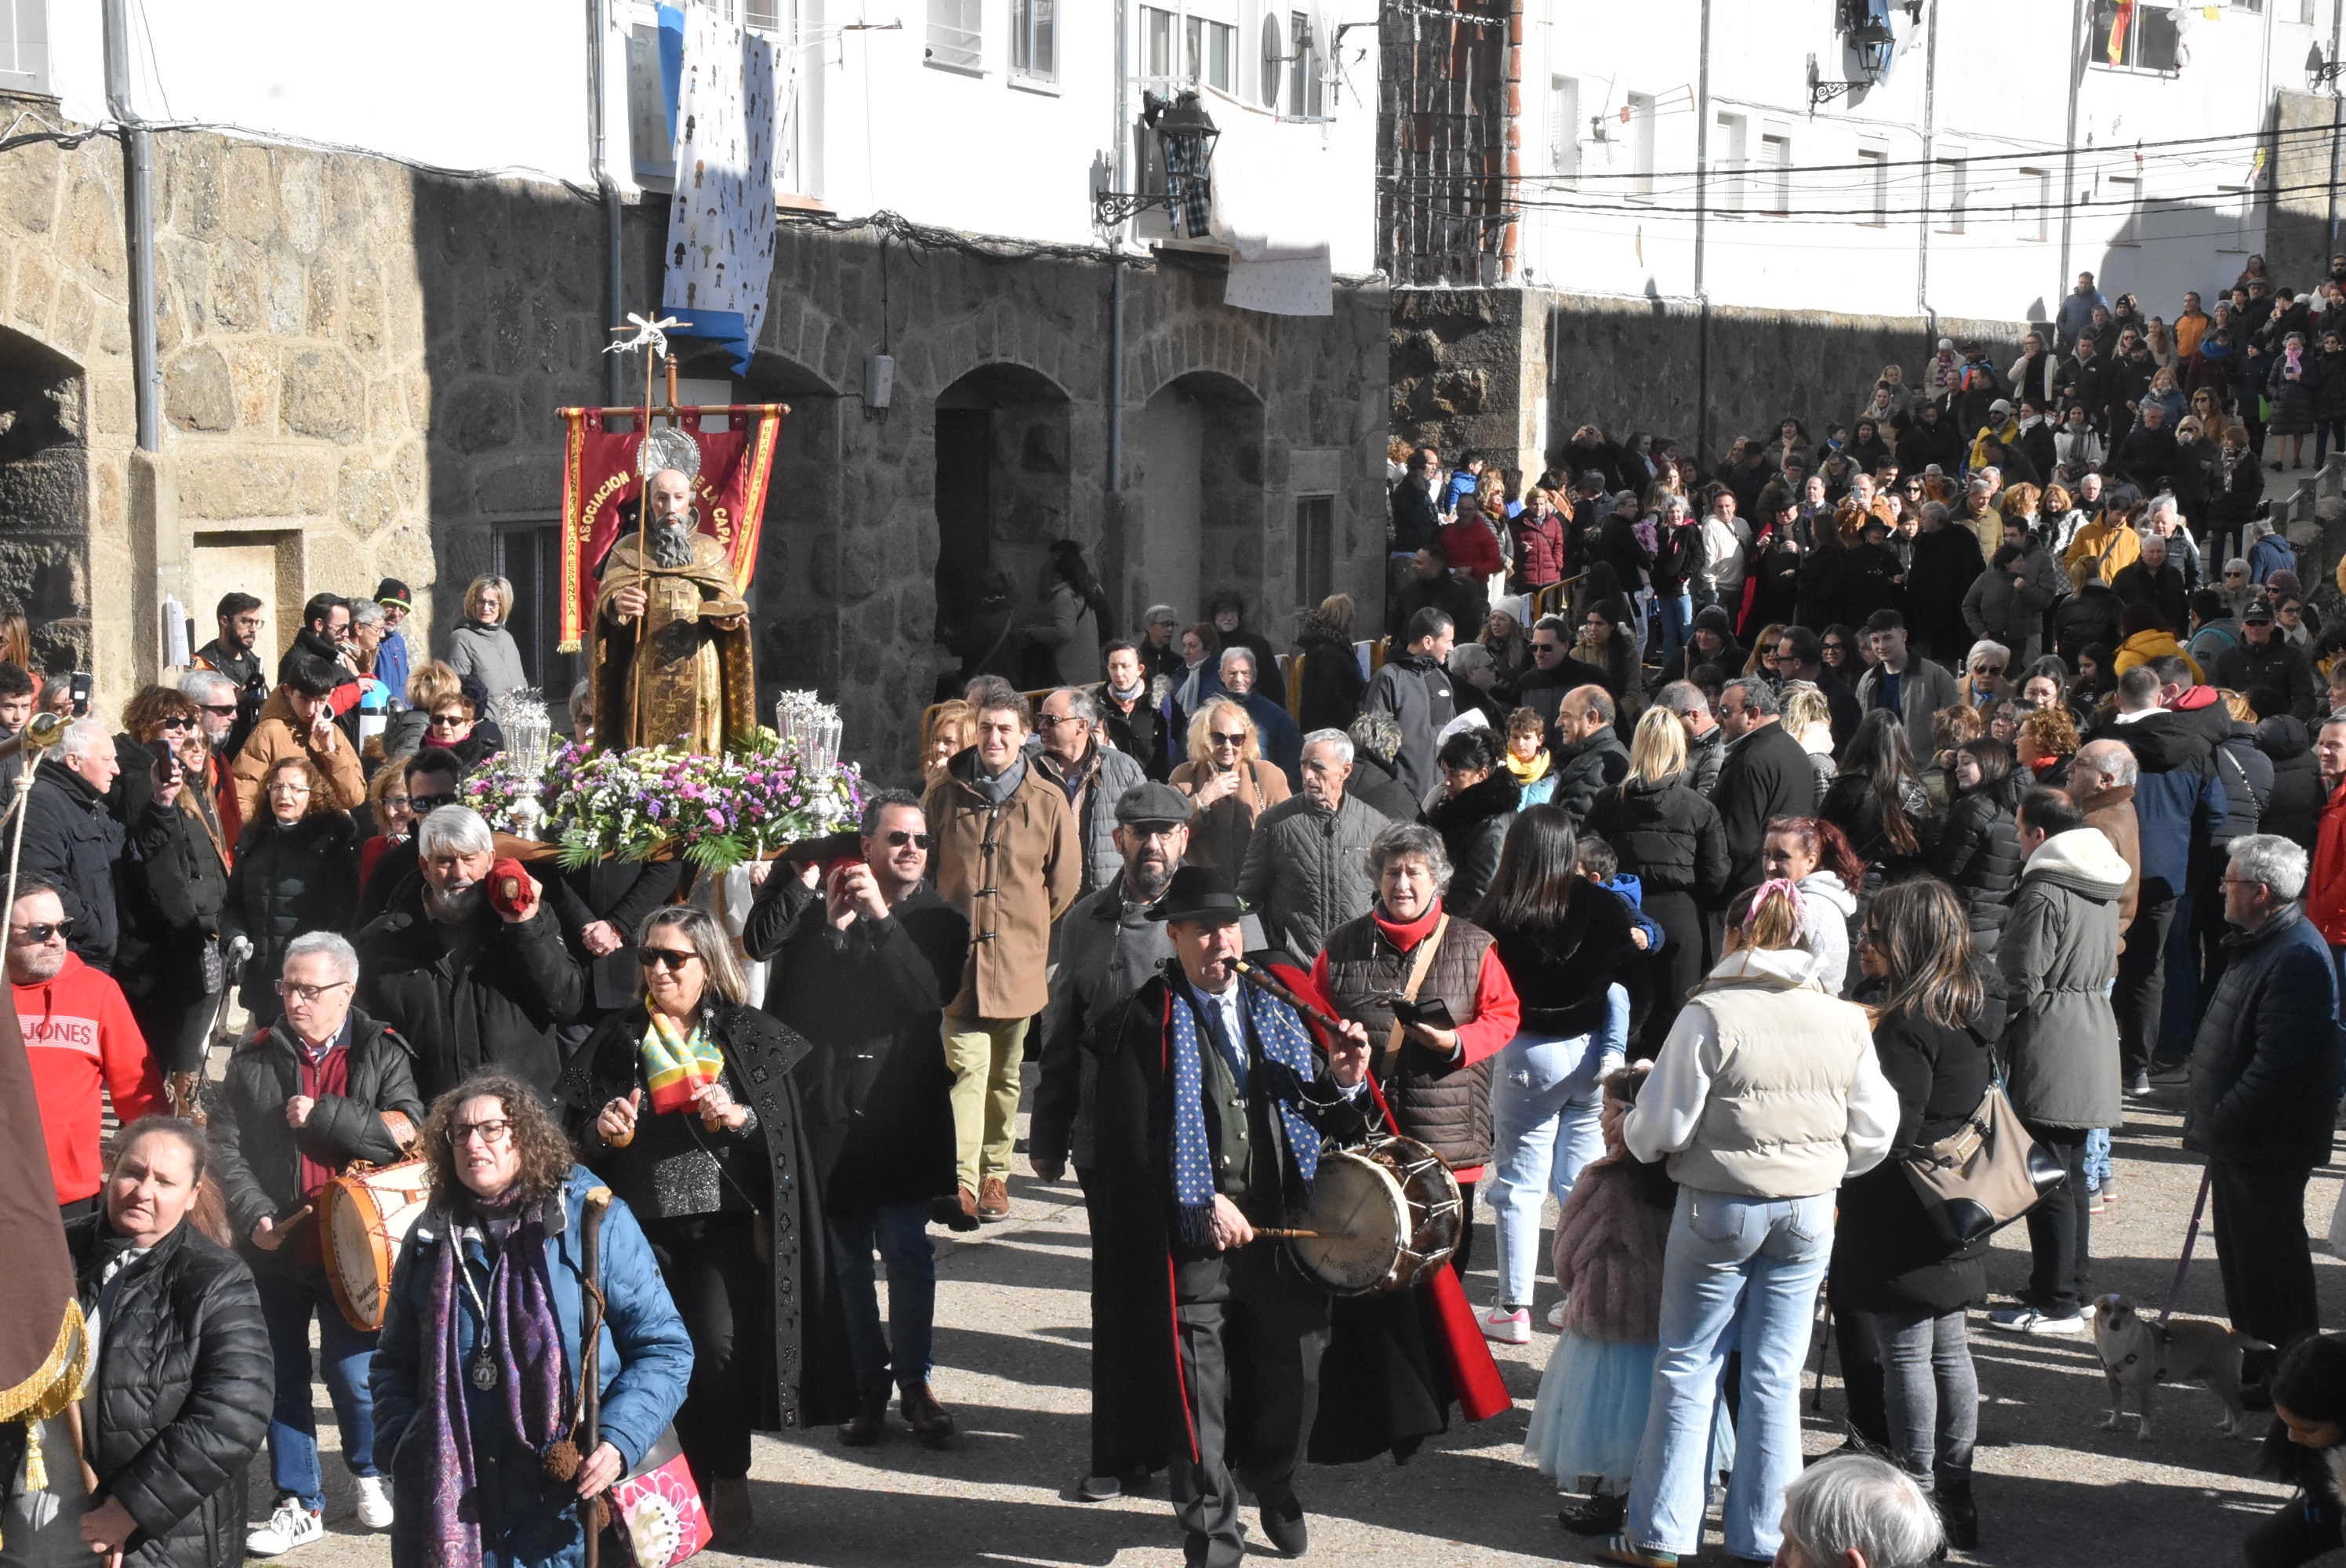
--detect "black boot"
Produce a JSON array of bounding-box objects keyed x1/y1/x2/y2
[{"x1": 1935, "y1": 1465, "x2": 1977, "y2": 1553}]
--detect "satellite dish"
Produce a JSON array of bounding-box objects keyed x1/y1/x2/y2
[{"x1": 1260, "y1": 13, "x2": 1284, "y2": 108}]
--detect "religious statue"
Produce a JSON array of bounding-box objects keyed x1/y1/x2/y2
[{"x1": 589, "y1": 465, "x2": 757, "y2": 753}]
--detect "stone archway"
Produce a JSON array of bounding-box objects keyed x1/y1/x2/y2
[
  {"x1": 0, "y1": 326, "x2": 89, "y2": 670},
  {"x1": 1135, "y1": 370, "x2": 1264, "y2": 630}
]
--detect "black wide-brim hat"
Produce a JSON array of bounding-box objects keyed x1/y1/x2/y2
[{"x1": 1145, "y1": 864, "x2": 1249, "y2": 925}]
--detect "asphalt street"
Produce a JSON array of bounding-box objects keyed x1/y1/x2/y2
[{"x1": 281, "y1": 1082, "x2": 2328, "y2": 1566}]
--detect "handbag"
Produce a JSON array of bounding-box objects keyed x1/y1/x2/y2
[
  {"x1": 1898, "y1": 1083, "x2": 2067, "y2": 1248},
  {"x1": 608, "y1": 1428, "x2": 711, "y2": 1568}
]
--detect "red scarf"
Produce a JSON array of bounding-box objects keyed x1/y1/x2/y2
[{"x1": 1373, "y1": 902, "x2": 1443, "y2": 952}]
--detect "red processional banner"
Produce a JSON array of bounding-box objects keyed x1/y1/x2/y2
[{"x1": 554, "y1": 405, "x2": 784, "y2": 653}]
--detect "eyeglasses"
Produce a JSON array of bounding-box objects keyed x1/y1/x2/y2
[
  {"x1": 446, "y1": 1119, "x2": 512, "y2": 1147},
  {"x1": 202, "y1": 703, "x2": 237, "y2": 717},
  {"x1": 381, "y1": 794, "x2": 412, "y2": 810},
  {"x1": 274, "y1": 979, "x2": 353, "y2": 1004},
  {"x1": 409, "y1": 793, "x2": 456, "y2": 814},
  {"x1": 158, "y1": 715, "x2": 196, "y2": 731},
  {"x1": 427, "y1": 714, "x2": 470, "y2": 730},
  {"x1": 1531, "y1": 642, "x2": 1562, "y2": 656},
  {"x1": 1971, "y1": 665, "x2": 2006, "y2": 677},
  {"x1": 1209, "y1": 731, "x2": 1247, "y2": 745},
  {"x1": 8, "y1": 920, "x2": 71, "y2": 945},
  {"x1": 2224, "y1": 570, "x2": 2247, "y2": 579},
  {"x1": 269, "y1": 782, "x2": 313, "y2": 795},
  {"x1": 881, "y1": 830, "x2": 935, "y2": 849},
  {"x1": 637, "y1": 947, "x2": 699, "y2": 971},
  {"x1": 1035, "y1": 713, "x2": 1086, "y2": 729}
]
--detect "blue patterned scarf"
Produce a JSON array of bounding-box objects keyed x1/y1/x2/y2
[{"x1": 1167, "y1": 979, "x2": 1321, "y2": 1249}]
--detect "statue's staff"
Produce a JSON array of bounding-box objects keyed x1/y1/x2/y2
[{"x1": 604, "y1": 313, "x2": 684, "y2": 739}]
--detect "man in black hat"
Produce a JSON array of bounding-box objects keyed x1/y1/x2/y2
[
  {"x1": 2217, "y1": 599, "x2": 2316, "y2": 724},
  {"x1": 1088, "y1": 866, "x2": 1372, "y2": 1568}
]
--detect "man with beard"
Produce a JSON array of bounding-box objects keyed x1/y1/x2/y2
[
  {"x1": 751, "y1": 790, "x2": 970, "y2": 1449},
  {"x1": 1034, "y1": 783, "x2": 1258, "y2": 1501},
  {"x1": 354, "y1": 804, "x2": 582, "y2": 1100},
  {"x1": 592, "y1": 466, "x2": 757, "y2": 752},
  {"x1": 1036, "y1": 686, "x2": 1149, "y2": 905},
  {"x1": 193, "y1": 591, "x2": 271, "y2": 758}
]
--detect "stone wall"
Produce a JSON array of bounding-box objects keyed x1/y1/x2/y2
[
  {"x1": 0, "y1": 110, "x2": 1391, "y2": 778},
  {"x1": 2268, "y1": 91, "x2": 2340, "y2": 294},
  {"x1": 1393, "y1": 285, "x2": 2029, "y2": 481}
]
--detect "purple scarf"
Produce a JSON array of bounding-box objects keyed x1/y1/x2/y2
[{"x1": 418, "y1": 1190, "x2": 572, "y2": 1568}]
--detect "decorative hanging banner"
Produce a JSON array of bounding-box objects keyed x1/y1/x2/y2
[
  {"x1": 659, "y1": 3, "x2": 780, "y2": 375},
  {"x1": 555, "y1": 405, "x2": 784, "y2": 654}
]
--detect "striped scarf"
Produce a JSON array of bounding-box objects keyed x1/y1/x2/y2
[
  {"x1": 640, "y1": 1013, "x2": 726, "y2": 1116},
  {"x1": 1166, "y1": 980, "x2": 1320, "y2": 1250}
]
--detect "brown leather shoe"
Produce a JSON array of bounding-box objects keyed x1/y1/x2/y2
[
  {"x1": 977, "y1": 1176, "x2": 1011, "y2": 1223},
  {"x1": 900, "y1": 1381, "x2": 956, "y2": 1446},
  {"x1": 837, "y1": 1401, "x2": 888, "y2": 1446}
]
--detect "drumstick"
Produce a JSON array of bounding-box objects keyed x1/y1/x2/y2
[
  {"x1": 277, "y1": 1202, "x2": 315, "y2": 1232},
  {"x1": 1252, "y1": 1227, "x2": 1355, "y2": 1240}
]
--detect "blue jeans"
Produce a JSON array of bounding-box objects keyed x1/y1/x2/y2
[
  {"x1": 2084, "y1": 1127, "x2": 2112, "y2": 1192},
  {"x1": 1484, "y1": 987, "x2": 1629, "y2": 1309},
  {"x1": 255, "y1": 1268, "x2": 377, "y2": 1511},
  {"x1": 833, "y1": 1200, "x2": 938, "y2": 1403},
  {"x1": 1629, "y1": 1189, "x2": 1835, "y2": 1560},
  {"x1": 1651, "y1": 591, "x2": 1694, "y2": 665}
]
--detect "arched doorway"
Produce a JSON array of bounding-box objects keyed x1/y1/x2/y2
[
  {"x1": 932, "y1": 364, "x2": 1071, "y2": 677},
  {"x1": 1135, "y1": 371, "x2": 1264, "y2": 630},
  {"x1": 0, "y1": 328, "x2": 89, "y2": 671}
]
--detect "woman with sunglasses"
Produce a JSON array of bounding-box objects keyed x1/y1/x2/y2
[
  {"x1": 558, "y1": 906, "x2": 849, "y2": 1539},
  {"x1": 383, "y1": 661, "x2": 506, "y2": 770},
  {"x1": 374, "y1": 1075, "x2": 692, "y2": 1568},
  {"x1": 1171, "y1": 697, "x2": 1290, "y2": 880},
  {"x1": 223, "y1": 755, "x2": 358, "y2": 1029},
  {"x1": 111, "y1": 684, "x2": 234, "y2": 1104}
]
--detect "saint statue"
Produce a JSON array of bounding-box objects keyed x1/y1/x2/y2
[{"x1": 589, "y1": 466, "x2": 757, "y2": 753}]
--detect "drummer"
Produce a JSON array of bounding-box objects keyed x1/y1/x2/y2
[
  {"x1": 1087, "y1": 865, "x2": 1374, "y2": 1568},
  {"x1": 209, "y1": 931, "x2": 425, "y2": 1556}
]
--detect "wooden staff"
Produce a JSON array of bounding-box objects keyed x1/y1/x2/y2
[
  {"x1": 1231, "y1": 959, "x2": 1348, "y2": 1036},
  {"x1": 580, "y1": 1187, "x2": 614, "y2": 1568}
]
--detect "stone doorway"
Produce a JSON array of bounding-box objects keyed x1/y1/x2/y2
[
  {"x1": 1135, "y1": 371, "x2": 1265, "y2": 631},
  {"x1": 0, "y1": 328, "x2": 88, "y2": 673},
  {"x1": 932, "y1": 364, "x2": 1072, "y2": 676}
]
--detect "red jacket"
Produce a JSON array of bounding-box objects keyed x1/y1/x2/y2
[
  {"x1": 1510, "y1": 510, "x2": 1568, "y2": 588},
  {"x1": 2312, "y1": 775, "x2": 2346, "y2": 947},
  {"x1": 13, "y1": 953, "x2": 164, "y2": 1204},
  {"x1": 1439, "y1": 517, "x2": 1505, "y2": 578}
]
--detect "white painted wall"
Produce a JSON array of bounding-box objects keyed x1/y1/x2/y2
[
  {"x1": 39, "y1": 0, "x2": 1377, "y2": 273},
  {"x1": 1517, "y1": 0, "x2": 2314, "y2": 324}
]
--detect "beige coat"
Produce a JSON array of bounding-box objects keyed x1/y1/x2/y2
[
  {"x1": 1169, "y1": 759, "x2": 1291, "y2": 884},
  {"x1": 231, "y1": 687, "x2": 365, "y2": 826},
  {"x1": 924, "y1": 753, "x2": 1081, "y2": 1020}
]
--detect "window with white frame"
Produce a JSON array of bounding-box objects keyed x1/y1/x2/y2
[
  {"x1": 1713, "y1": 112, "x2": 1748, "y2": 215},
  {"x1": 1858, "y1": 147, "x2": 1887, "y2": 226},
  {"x1": 1011, "y1": 0, "x2": 1057, "y2": 83},
  {"x1": 1286, "y1": 11, "x2": 1324, "y2": 118},
  {"x1": 1186, "y1": 15, "x2": 1236, "y2": 90},
  {"x1": 1937, "y1": 155, "x2": 1966, "y2": 234},
  {"x1": 2216, "y1": 183, "x2": 2250, "y2": 252},
  {"x1": 1627, "y1": 92, "x2": 1656, "y2": 198},
  {"x1": 2090, "y1": 1, "x2": 2181, "y2": 71},
  {"x1": 1142, "y1": 5, "x2": 1177, "y2": 82},
  {"x1": 1758, "y1": 132, "x2": 1790, "y2": 216},
  {"x1": 2018, "y1": 166, "x2": 2050, "y2": 241},
  {"x1": 926, "y1": 0, "x2": 982, "y2": 73},
  {"x1": 1548, "y1": 75, "x2": 1581, "y2": 184}
]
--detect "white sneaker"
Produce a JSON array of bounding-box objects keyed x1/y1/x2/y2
[
  {"x1": 1545, "y1": 1301, "x2": 1567, "y2": 1330},
  {"x1": 354, "y1": 1475, "x2": 394, "y2": 1530},
  {"x1": 1479, "y1": 1305, "x2": 1531, "y2": 1345},
  {"x1": 248, "y1": 1498, "x2": 324, "y2": 1556},
  {"x1": 1986, "y1": 1305, "x2": 2085, "y2": 1334}
]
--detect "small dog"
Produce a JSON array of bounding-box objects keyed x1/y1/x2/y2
[{"x1": 2090, "y1": 1293, "x2": 2271, "y2": 1440}]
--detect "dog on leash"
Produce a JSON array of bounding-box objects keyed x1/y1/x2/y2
[{"x1": 2089, "y1": 1293, "x2": 2271, "y2": 1440}]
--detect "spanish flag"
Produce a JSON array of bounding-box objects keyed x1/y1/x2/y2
[{"x1": 2107, "y1": 0, "x2": 2135, "y2": 65}]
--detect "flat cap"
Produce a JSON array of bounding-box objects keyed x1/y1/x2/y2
[{"x1": 1115, "y1": 781, "x2": 1194, "y2": 828}]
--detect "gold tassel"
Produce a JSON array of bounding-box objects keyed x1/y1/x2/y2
[{"x1": 22, "y1": 1419, "x2": 44, "y2": 1493}]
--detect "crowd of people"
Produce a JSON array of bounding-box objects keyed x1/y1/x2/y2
[{"x1": 7, "y1": 256, "x2": 2346, "y2": 1568}]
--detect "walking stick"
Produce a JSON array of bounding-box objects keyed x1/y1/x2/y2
[
  {"x1": 579, "y1": 1187, "x2": 613, "y2": 1568},
  {"x1": 2157, "y1": 1167, "x2": 2215, "y2": 1325},
  {"x1": 1810, "y1": 1300, "x2": 1834, "y2": 1415}
]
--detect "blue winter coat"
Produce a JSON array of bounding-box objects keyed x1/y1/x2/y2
[
  {"x1": 2184, "y1": 907, "x2": 2344, "y2": 1169},
  {"x1": 372, "y1": 1166, "x2": 693, "y2": 1568}
]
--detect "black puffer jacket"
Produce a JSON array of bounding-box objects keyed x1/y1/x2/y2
[
  {"x1": 1347, "y1": 750, "x2": 1422, "y2": 825},
  {"x1": 2184, "y1": 907, "x2": 2344, "y2": 1171},
  {"x1": 1582, "y1": 771, "x2": 1730, "y2": 900},
  {"x1": 1822, "y1": 769, "x2": 1936, "y2": 889},
  {"x1": 1548, "y1": 726, "x2": 1630, "y2": 823},
  {"x1": 2053, "y1": 579, "x2": 2124, "y2": 663},
  {"x1": 223, "y1": 811, "x2": 359, "y2": 1014},
  {"x1": 1427, "y1": 774, "x2": 1520, "y2": 916},
  {"x1": 207, "y1": 1010, "x2": 424, "y2": 1263},
  {"x1": 1826, "y1": 1014, "x2": 1992, "y2": 1318},
  {"x1": 1930, "y1": 788, "x2": 2025, "y2": 956},
  {"x1": 67, "y1": 1213, "x2": 273, "y2": 1568},
  {"x1": 1293, "y1": 628, "x2": 1368, "y2": 736},
  {"x1": 2257, "y1": 716, "x2": 2322, "y2": 851},
  {"x1": 354, "y1": 874, "x2": 586, "y2": 1102},
  {"x1": 1484, "y1": 879, "x2": 1647, "y2": 1038},
  {"x1": 118, "y1": 789, "x2": 231, "y2": 1012},
  {"x1": 21, "y1": 759, "x2": 125, "y2": 971}
]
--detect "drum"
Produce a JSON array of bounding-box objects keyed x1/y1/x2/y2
[
  {"x1": 320, "y1": 1159, "x2": 433, "y2": 1332},
  {"x1": 1284, "y1": 1135, "x2": 1463, "y2": 1295}
]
